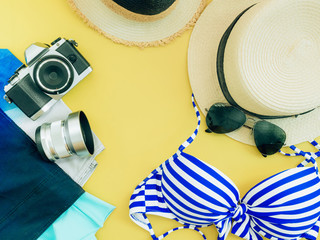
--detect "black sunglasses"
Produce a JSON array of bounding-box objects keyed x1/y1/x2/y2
[{"x1": 205, "y1": 103, "x2": 286, "y2": 157}]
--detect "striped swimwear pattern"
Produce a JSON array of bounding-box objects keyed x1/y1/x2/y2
[
  {"x1": 280, "y1": 140, "x2": 320, "y2": 170},
  {"x1": 129, "y1": 95, "x2": 320, "y2": 240}
]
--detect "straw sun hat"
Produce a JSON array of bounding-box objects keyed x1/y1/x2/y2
[
  {"x1": 188, "y1": 0, "x2": 320, "y2": 146},
  {"x1": 68, "y1": 0, "x2": 206, "y2": 47}
]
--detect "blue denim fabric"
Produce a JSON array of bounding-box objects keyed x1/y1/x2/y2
[{"x1": 0, "y1": 108, "x2": 84, "y2": 239}]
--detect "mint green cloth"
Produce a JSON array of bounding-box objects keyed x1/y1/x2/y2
[{"x1": 38, "y1": 192, "x2": 115, "y2": 240}]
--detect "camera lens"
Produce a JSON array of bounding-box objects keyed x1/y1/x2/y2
[
  {"x1": 35, "y1": 111, "x2": 94, "y2": 161},
  {"x1": 34, "y1": 56, "x2": 74, "y2": 94}
]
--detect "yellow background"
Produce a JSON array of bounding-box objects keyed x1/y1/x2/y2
[{"x1": 0, "y1": 1, "x2": 318, "y2": 239}]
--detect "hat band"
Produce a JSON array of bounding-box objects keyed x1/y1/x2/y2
[
  {"x1": 102, "y1": 0, "x2": 177, "y2": 22},
  {"x1": 111, "y1": 0, "x2": 176, "y2": 15},
  {"x1": 216, "y1": 4, "x2": 313, "y2": 120}
]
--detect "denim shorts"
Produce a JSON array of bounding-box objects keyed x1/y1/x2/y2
[{"x1": 0, "y1": 109, "x2": 84, "y2": 239}]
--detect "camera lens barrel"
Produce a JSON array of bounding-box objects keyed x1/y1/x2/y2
[
  {"x1": 35, "y1": 111, "x2": 94, "y2": 161},
  {"x1": 34, "y1": 56, "x2": 74, "y2": 95}
]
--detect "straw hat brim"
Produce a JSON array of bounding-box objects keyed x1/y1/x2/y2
[
  {"x1": 188, "y1": 0, "x2": 320, "y2": 146},
  {"x1": 68, "y1": 0, "x2": 206, "y2": 47}
]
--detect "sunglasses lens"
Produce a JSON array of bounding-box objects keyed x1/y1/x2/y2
[
  {"x1": 253, "y1": 121, "x2": 286, "y2": 156},
  {"x1": 206, "y1": 104, "x2": 246, "y2": 133}
]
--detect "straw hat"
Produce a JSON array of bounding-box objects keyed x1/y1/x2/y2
[
  {"x1": 188, "y1": 0, "x2": 320, "y2": 146},
  {"x1": 68, "y1": 0, "x2": 206, "y2": 47}
]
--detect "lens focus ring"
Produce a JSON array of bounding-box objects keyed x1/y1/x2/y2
[{"x1": 35, "y1": 111, "x2": 94, "y2": 161}]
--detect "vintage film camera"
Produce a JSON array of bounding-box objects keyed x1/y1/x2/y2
[{"x1": 4, "y1": 37, "x2": 92, "y2": 120}]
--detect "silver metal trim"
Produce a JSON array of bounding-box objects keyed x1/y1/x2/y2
[
  {"x1": 66, "y1": 112, "x2": 91, "y2": 156},
  {"x1": 30, "y1": 99, "x2": 57, "y2": 120},
  {"x1": 3, "y1": 67, "x2": 29, "y2": 93},
  {"x1": 39, "y1": 123, "x2": 58, "y2": 161},
  {"x1": 35, "y1": 58, "x2": 72, "y2": 93},
  {"x1": 61, "y1": 120, "x2": 73, "y2": 156},
  {"x1": 25, "y1": 42, "x2": 49, "y2": 66},
  {"x1": 35, "y1": 111, "x2": 94, "y2": 161},
  {"x1": 50, "y1": 121, "x2": 71, "y2": 158}
]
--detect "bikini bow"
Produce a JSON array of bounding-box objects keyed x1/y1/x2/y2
[{"x1": 216, "y1": 203, "x2": 262, "y2": 240}]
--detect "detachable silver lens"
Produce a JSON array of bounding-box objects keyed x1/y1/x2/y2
[{"x1": 35, "y1": 111, "x2": 94, "y2": 161}]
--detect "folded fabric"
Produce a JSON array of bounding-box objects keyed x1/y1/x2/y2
[
  {"x1": 38, "y1": 192, "x2": 115, "y2": 240},
  {"x1": 0, "y1": 49, "x2": 104, "y2": 186},
  {"x1": 0, "y1": 49, "x2": 115, "y2": 240},
  {"x1": 0, "y1": 108, "x2": 84, "y2": 239}
]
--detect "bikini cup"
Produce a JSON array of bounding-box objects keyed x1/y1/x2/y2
[{"x1": 129, "y1": 95, "x2": 320, "y2": 240}]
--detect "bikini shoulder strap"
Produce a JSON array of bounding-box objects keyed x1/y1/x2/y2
[
  {"x1": 156, "y1": 225, "x2": 206, "y2": 240},
  {"x1": 280, "y1": 140, "x2": 320, "y2": 175},
  {"x1": 175, "y1": 94, "x2": 201, "y2": 155}
]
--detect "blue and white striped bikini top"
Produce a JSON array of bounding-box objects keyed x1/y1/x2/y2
[{"x1": 129, "y1": 95, "x2": 320, "y2": 240}]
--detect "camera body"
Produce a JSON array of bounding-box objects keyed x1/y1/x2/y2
[{"x1": 4, "y1": 37, "x2": 92, "y2": 120}]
